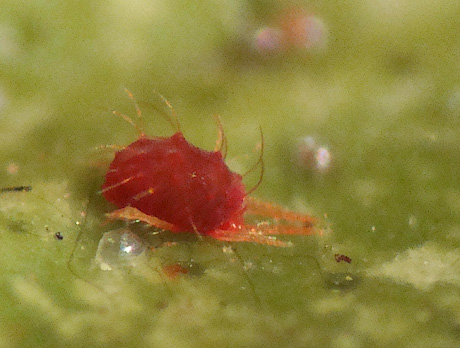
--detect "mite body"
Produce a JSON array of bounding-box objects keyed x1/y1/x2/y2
[
  {"x1": 102, "y1": 90, "x2": 317, "y2": 247},
  {"x1": 102, "y1": 133, "x2": 245, "y2": 234}
]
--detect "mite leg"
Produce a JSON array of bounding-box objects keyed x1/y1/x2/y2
[
  {"x1": 105, "y1": 206, "x2": 175, "y2": 231},
  {"x1": 244, "y1": 196, "x2": 316, "y2": 226},
  {"x1": 253, "y1": 222, "x2": 316, "y2": 236},
  {"x1": 209, "y1": 226, "x2": 293, "y2": 247}
]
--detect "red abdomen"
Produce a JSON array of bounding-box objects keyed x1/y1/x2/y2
[{"x1": 102, "y1": 132, "x2": 246, "y2": 233}]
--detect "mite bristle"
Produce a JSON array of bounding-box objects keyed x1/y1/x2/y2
[
  {"x1": 187, "y1": 210, "x2": 204, "y2": 241},
  {"x1": 132, "y1": 187, "x2": 155, "y2": 201},
  {"x1": 244, "y1": 126, "x2": 264, "y2": 196},
  {"x1": 231, "y1": 246, "x2": 262, "y2": 306},
  {"x1": 153, "y1": 89, "x2": 182, "y2": 133},
  {"x1": 111, "y1": 110, "x2": 144, "y2": 137},
  {"x1": 213, "y1": 115, "x2": 228, "y2": 159},
  {"x1": 99, "y1": 176, "x2": 137, "y2": 194},
  {"x1": 123, "y1": 87, "x2": 145, "y2": 136}
]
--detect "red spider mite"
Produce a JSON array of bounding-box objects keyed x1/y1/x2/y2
[{"x1": 101, "y1": 89, "x2": 317, "y2": 247}]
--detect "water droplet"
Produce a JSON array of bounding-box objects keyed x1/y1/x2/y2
[{"x1": 94, "y1": 228, "x2": 147, "y2": 271}]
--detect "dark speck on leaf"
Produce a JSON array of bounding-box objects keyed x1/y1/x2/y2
[{"x1": 0, "y1": 186, "x2": 32, "y2": 193}]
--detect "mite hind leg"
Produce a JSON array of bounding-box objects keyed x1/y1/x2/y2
[
  {"x1": 251, "y1": 221, "x2": 317, "y2": 236},
  {"x1": 209, "y1": 226, "x2": 293, "y2": 247},
  {"x1": 244, "y1": 196, "x2": 316, "y2": 227},
  {"x1": 208, "y1": 220, "x2": 319, "y2": 248}
]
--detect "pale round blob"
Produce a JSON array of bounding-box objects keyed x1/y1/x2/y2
[
  {"x1": 253, "y1": 27, "x2": 282, "y2": 55},
  {"x1": 94, "y1": 228, "x2": 147, "y2": 271},
  {"x1": 295, "y1": 136, "x2": 332, "y2": 173}
]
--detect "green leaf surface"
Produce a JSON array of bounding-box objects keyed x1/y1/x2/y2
[{"x1": 1, "y1": 1, "x2": 460, "y2": 347}]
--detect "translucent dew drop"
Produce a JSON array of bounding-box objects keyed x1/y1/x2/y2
[{"x1": 94, "y1": 228, "x2": 147, "y2": 271}]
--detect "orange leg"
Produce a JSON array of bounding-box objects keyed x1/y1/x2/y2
[
  {"x1": 105, "y1": 203, "x2": 317, "y2": 248},
  {"x1": 208, "y1": 218, "x2": 318, "y2": 247},
  {"x1": 209, "y1": 226, "x2": 293, "y2": 247},
  {"x1": 253, "y1": 222, "x2": 316, "y2": 235},
  {"x1": 244, "y1": 196, "x2": 316, "y2": 226},
  {"x1": 105, "y1": 206, "x2": 175, "y2": 231}
]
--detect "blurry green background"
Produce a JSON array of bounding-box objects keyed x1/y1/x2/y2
[{"x1": 1, "y1": 0, "x2": 460, "y2": 347}]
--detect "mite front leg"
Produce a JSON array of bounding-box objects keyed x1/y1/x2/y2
[{"x1": 105, "y1": 206, "x2": 175, "y2": 231}]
